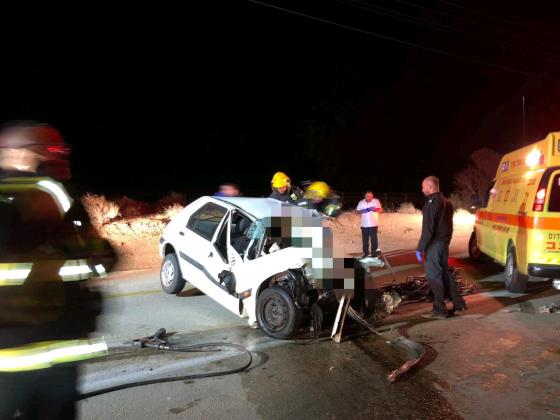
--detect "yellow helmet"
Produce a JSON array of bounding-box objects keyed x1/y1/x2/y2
[
  {"x1": 304, "y1": 181, "x2": 330, "y2": 200},
  {"x1": 271, "y1": 171, "x2": 291, "y2": 188}
]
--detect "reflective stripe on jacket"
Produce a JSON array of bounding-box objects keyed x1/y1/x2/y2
[{"x1": 0, "y1": 338, "x2": 108, "y2": 372}]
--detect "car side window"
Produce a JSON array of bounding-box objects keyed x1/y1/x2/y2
[
  {"x1": 187, "y1": 203, "x2": 227, "y2": 241},
  {"x1": 230, "y1": 211, "x2": 252, "y2": 255},
  {"x1": 548, "y1": 174, "x2": 560, "y2": 212}
]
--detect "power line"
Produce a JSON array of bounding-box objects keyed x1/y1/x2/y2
[
  {"x1": 437, "y1": 0, "x2": 544, "y2": 33},
  {"x1": 385, "y1": 0, "x2": 560, "y2": 60},
  {"x1": 248, "y1": 0, "x2": 539, "y2": 79},
  {"x1": 388, "y1": 0, "x2": 525, "y2": 36},
  {"x1": 436, "y1": 0, "x2": 560, "y2": 55},
  {"x1": 340, "y1": 0, "x2": 560, "y2": 64}
]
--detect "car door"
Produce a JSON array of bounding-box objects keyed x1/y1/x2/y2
[
  {"x1": 201, "y1": 210, "x2": 244, "y2": 315},
  {"x1": 225, "y1": 211, "x2": 257, "y2": 296},
  {"x1": 203, "y1": 209, "x2": 258, "y2": 315},
  {"x1": 537, "y1": 170, "x2": 560, "y2": 265},
  {"x1": 175, "y1": 202, "x2": 235, "y2": 308}
]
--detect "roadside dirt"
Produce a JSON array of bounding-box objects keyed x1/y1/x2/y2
[{"x1": 96, "y1": 209, "x2": 475, "y2": 271}]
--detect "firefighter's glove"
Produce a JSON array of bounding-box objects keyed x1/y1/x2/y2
[{"x1": 415, "y1": 250, "x2": 423, "y2": 263}]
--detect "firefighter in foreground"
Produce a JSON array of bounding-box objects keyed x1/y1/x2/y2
[{"x1": 0, "y1": 121, "x2": 115, "y2": 419}]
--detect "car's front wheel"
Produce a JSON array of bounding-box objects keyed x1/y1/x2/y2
[
  {"x1": 160, "y1": 253, "x2": 186, "y2": 294},
  {"x1": 256, "y1": 286, "x2": 303, "y2": 339}
]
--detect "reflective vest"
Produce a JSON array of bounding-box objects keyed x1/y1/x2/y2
[
  {"x1": 0, "y1": 176, "x2": 73, "y2": 215},
  {"x1": 0, "y1": 338, "x2": 108, "y2": 372},
  {"x1": 0, "y1": 176, "x2": 107, "y2": 370},
  {"x1": 0, "y1": 259, "x2": 107, "y2": 286}
]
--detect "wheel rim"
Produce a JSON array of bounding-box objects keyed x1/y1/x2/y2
[
  {"x1": 262, "y1": 295, "x2": 289, "y2": 331},
  {"x1": 505, "y1": 254, "x2": 514, "y2": 287},
  {"x1": 161, "y1": 259, "x2": 175, "y2": 287}
]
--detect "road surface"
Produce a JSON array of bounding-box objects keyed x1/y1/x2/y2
[{"x1": 77, "y1": 241, "x2": 560, "y2": 419}]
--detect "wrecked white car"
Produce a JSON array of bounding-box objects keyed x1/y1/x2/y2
[{"x1": 159, "y1": 196, "x2": 387, "y2": 339}]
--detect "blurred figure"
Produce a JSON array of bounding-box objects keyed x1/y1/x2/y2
[
  {"x1": 214, "y1": 182, "x2": 240, "y2": 197},
  {"x1": 269, "y1": 171, "x2": 303, "y2": 204},
  {"x1": 0, "y1": 121, "x2": 115, "y2": 419},
  {"x1": 296, "y1": 181, "x2": 342, "y2": 217},
  {"x1": 0, "y1": 120, "x2": 72, "y2": 181}
]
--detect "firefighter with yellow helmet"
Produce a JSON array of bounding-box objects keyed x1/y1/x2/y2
[
  {"x1": 296, "y1": 180, "x2": 343, "y2": 217},
  {"x1": 269, "y1": 171, "x2": 303, "y2": 204},
  {"x1": 0, "y1": 121, "x2": 115, "y2": 419}
]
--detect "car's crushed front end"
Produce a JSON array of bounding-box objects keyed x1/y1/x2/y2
[{"x1": 245, "y1": 204, "x2": 389, "y2": 338}]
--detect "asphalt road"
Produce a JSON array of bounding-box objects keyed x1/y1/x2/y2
[{"x1": 77, "y1": 242, "x2": 560, "y2": 419}]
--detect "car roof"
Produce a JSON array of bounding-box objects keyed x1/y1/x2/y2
[{"x1": 213, "y1": 197, "x2": 316, "y2": 220}]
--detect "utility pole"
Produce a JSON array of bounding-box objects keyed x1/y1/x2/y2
[{"x1": 522, "y1": 96, "x2": 526, "y2": 147}]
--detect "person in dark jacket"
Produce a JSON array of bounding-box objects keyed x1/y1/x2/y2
[
  {"x1": 416, "y1": 176, "x2": 467, "y2": 319},
  {"x1": 0, "y1": 121, "x2": 115, "y2": 419},
  {"x1": 268, "y1": 171, "x2": 303, "y2": 204}
]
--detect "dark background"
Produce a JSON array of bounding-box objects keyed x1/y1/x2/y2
[{"x1": 1, "y1": 1, "x2": 560, "y2": 201}]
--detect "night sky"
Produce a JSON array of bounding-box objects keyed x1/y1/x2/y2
[{"x1": 2, "y1": 1, "x2": 560, "y2": 201}]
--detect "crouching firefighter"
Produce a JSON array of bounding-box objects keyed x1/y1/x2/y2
[
  {"x1": 0, "y1": 121, "x2": 116, "y2": 419},
  {"x1": 296, "y1": 181, "x2": 343, "y2": 217}
]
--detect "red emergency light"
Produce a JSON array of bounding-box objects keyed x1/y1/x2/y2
[{"x1": 533, "y1": 188, "x2": 546, "y2": 211}]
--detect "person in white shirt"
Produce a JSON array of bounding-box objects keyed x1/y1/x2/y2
[{"x1": 356, "y1": 191, "x2": 383, "y2": 258}]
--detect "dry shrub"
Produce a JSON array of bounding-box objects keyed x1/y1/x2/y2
[
  {"x1": 396, "y1": 202, "x2": 421, "y2": 215},
  {"x1": 155, "y1": 192, "x2": 187, "y2": 212},
  {"x1": 154, "y1": 203, "x2": 184, "y2": 220},
  {"x1": 81, "y1": 193, "x2": 119, "y2": 226},
  {"x1": 449, "y1": 192, "x2": 470, "y2": 212},
  {"x1": 117, "y1": 196, "x2": 154, "y2": 218}
]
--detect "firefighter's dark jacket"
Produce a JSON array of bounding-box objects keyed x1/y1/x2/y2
[
  {"x1": 416, "y1": 192, "x2": 454, "y2": 252},
  {"x1": 0, "y1": 174, "x2": 117, "y2": 349},
  {"x1": 268, "y1": 185, "x2": 304, "y2": 204}
]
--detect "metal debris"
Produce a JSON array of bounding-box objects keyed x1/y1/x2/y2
[
  {"x1": 539, "y1": 301, "x2": 560, "y2": 314},
  {"x1": 378, "y1": 267, "x2": 476, "y2": 302},
  {"x1": 345, "y1": 306, "x2": 425, "y2": 383}
]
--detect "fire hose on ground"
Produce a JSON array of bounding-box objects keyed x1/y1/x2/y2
[
  {"x1": 77, "y1": 328, "x2": 253, "y2": 401},
  {"x1": 78, "y1": 317, "x2": 422, "y2": 401}
]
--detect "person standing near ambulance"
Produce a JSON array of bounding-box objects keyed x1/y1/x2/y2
[
  {"x1": 416, "y1": 175, "x2": 466, "y2": 319},
  {"x1": 356, "y1": 190, "x2": 382, "y2": 259}
]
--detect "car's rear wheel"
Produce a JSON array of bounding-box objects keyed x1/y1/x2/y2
[
  {"x1": 256, "y1": 286, "x2": 303, "y2": 339},
  {"x1": 505, "y1": 245, "x2": 528, "y2": 293},
  {"x1": 160, "y1": 253, "x2": 186, "y2": 294}
]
